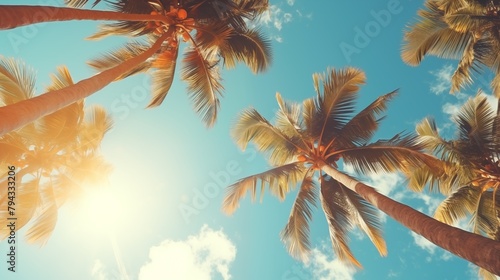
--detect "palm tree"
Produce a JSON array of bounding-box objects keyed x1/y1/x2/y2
[
  {"x1": 409, "y1": 93, "x2": 500, "y2": 279},
  {"x1": 0, "y1": 57, "x2": 113, "y2": 244},
  {"x1": 402, "y1": 0, "x2": 500, "y2": 96},
  {"x1": 222, "y1": 67, "x2": 500, "y2": 274},
  {"x1": 0, "y1": 0, "x2": 271, "y2": 134}
]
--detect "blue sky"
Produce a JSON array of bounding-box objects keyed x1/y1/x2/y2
[{"x1": 0, "y1": 0, "x2": 498, "y2": 279}]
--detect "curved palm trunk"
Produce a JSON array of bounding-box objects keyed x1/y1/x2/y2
[
  {"x1": 321, "y1": 164, "x2": 500, "y2": 275},
  {"x1": 0, "y1": 33, "x2": 169, "y2": 136},
  {"x1": 0, "y1": 5, "x2": 172, "y2": 30}
]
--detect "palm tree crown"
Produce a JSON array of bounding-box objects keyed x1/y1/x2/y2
[
  {"x1": 76, "y1": 0, "x2": 272, "y2": 126},
  {"x1": 0, "y1": 57, "x2": 113, "y2": 244},
  {"x1": 402, "y1": 0, "x2": 500, "y2": 96},
  {"x1": 222, "y1": 67, "x2": 442, "y2": 267},
  {"x1": 409, "y1": 93, "x2": 500, "y2": 279}
]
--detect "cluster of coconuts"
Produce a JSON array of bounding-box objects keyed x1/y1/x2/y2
[{"x1": 149, "y1": 6, "x2": 196, "y2": 68}]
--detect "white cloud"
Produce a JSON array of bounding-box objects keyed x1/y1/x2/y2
[
  {"x1": 410, "y1": 232, "x2": 436, "y2": 255},
  {"x1": 306, "y1": 247, "x2": 357, "y2": 280},
  {"x1": 287, "y1": 0, "x2": 295, "y2": 6},
  {"x1": 429, "y1": 65, "x2": 454, "y2": 95},
  {"x1": 256, "y1": 4, "x2": 297, "y2": 41},
  {"x1": 91, "y1": 260, "x2": 107, "y2": 280},
  {"x1": 138, "y1": 225, "x2": 236, "y2": 280}
]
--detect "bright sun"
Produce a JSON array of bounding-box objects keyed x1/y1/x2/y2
[{"x1": 77, "y1": 184, "x2": 124, "y2": 234}]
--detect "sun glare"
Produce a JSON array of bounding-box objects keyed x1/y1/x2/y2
[{"x1": 77, "y1": 184, "x2": 123, "y2": 234}]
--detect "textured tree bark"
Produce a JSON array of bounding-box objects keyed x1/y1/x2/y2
[
  {"x1": 0, "y1": 5, "x2": 172, "y2": 30},
  {"x1": 0, "y1": 32, "x2": 169, "y2": 136},
  {"x1": 321, "y1": 164, "x2": 500, "y2": 275}
]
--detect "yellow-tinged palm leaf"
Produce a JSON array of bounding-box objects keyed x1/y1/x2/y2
[
  {"x1": 232, "y1": 108, "x2": 300, "y2": 165},
  {"x1": 434, "y1": 186, "x2": 479, "y2": 225},
  {"x1": 472, "y1": 190, "x2": 499, "y2": 236},
  {"x1": 455, "y1": 93, "x2": 495, "y2": 149},
  {"x1": 222, "y1": 162, "x2": 305, "y2": 215},
  {"x1": 402, "y1": 1, "x2": 471, "y2": 65},
  {"x1": 450, "y1": 35, "x2": 477, "y2": 93},
  {"x1": 78, "y1": 105, "x2": 114, "y2": 151},
  {"x1": 444, "y1": 5, "x2": 492, "y2": 33},
  {"x1": 275, "y1": 92, "x2": 305, "y2": 140},
  {"x1": 478, "y1": 267, "x2": 498, "y2": 280},
  {"x1": 340, "y1": 133, "x2": 444, "y2": 175},
  {"x1": 87, "y1": 42, "x2": 151, "y2": 80},
  {"x1": 334, "y1": 90, "x2": 397, "y2": 149},
  {"x1": 219, "y1": 28, "x2": 272, "y2": 73},
  {"x1": 320, "y1": 177, "x2": 362, "y2": 268},
  {"x1": 65, "y1": 0, "x2": 101, "y2": 8},
  {"x1": 181, "y1": 48, "x2": 223, "y2": 127},
  {"x1": 0, "y1": 134, "x2": 28, "y2": 164},
  {"x1": 194, "y1": 22, "x2": 233, "y2": 52},
  {"x1": 339, "y1": 180, "x2": 387, "y2": 257},
  {"x1": 281, "y1": 170, "x2": 317, "y2": 261},
  {"x1": 312, "y1": 67, "x2": 365, "y2": 142},
  {"x1": 25, "y1": 202, "x2": 58, "y2": 245},
  {"x1": 147, "y1": 46, "x2": 179, "y2": 108},
  {"x1": 0, "y1": 56, "x2": 35, "y2": 106}
]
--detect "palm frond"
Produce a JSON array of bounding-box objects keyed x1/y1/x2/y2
[
  {"x1": 147, "y1": 46, "x2": 179, "y2": 107},
  {"x1": 311, "y1": 67, "x2": 365, "y2": 142},
  {"x1": 281, "y1": 170, "x2": 317, "y2": 262},
  {"x1": 219, "y1": 28, "x2": 272, "y2": 73},
  {"x1": 87, "y1": 21, "x2": 151, "y2": 40},
  {"x1": 232, "y1": 108, "x2": 300, "y2": 165},
  {"x1": 194, "y1": 22, "x2": 233, "y2": 52},
  {"x1": 275, "y1": 92, "x2": 305, "y2": 140},
  {"x1": 434, "y1": 186, "x2": 479, "y2": 225},
  {"x1": 87, "y1": 42, "x2": 151, "y2": 80},
  {"x1": 78, "y1": 105, "x2": 113, "y2": 151},
  {"x1": 472, "y1": 190, "x2": 500, "y2": 236},
  {"x1": 339, "y1": 181, "x2": 387, "y2": 257},
  {"x1": 181, "y1": 48, "x2": 223, "y2": 127},
  {"x1": 65, "y1": 0, "x2": 101, "y2": 8},
  {"x1": 455, "y1": 93, "x2": 495, "y2": 152},
  {"x1": 222, "y1": 162, "x2": 306, "y2": 215},
  {"x1": 320, "y1": 176, "x2": 362, "y2": 268},
  {"x1": 334, "y1": 90, "x2": 397, "y2": 148},
  {"x1": 402, "y1": 1, "x2": 472, "y2": 65},
  {"x1": 0, "y1": 56, "x2": 35, "y2": 106},
  {"x1": 340, "y1": 133, "x2": 444, "y2": 175}
]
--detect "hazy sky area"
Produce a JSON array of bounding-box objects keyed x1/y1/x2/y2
[{"x1": 0, "y1": 0, "x2": 498, "y2": 279}]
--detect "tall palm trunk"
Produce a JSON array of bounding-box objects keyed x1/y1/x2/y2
[
  {"x1": 0, "y1": 5, "x2": 173, "y2": 30},
  {"x1": 0, "y1": 32, "x2": 169, "y2": 136},
  {"x1": 320, "y1": 164, "x2": 500, "y2": 275}
]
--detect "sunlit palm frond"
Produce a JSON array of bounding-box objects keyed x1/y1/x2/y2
[
  {"x1": 181, "y1": 48, "x2": 223, "y2": 127},
  {"x1": 275, "y1": 92, "x2": 305, "y2": 140},
  {"x1": 232, "y1": 108, "x2": 300, "y2": 165},
  {"x1": 222, "y1": 163, "x2": 306, "y2": 215},
  {"x1": 455, "y1": 93, "x2": 495, "y2": 151},
  {"x1": 434, "y1": 186, "x2": 479, "y2": 225},
  {"x1": 237, "y1": 0, "x2": 269, "y2": 18},
  {"x1": 219, "y1": 28, "x2": 271, "y2": 73},
  {"x1": 478, "y1": 267, "x2": 498, "y2": 280},
  {"x1": 87, "y1": 42, "x2": 151, "y2": 80},
  {"x1": 402, "y1": 1, "x2": 472, "y2": 65},
  {"x1": 311, "y1": 67, "x2": 365, "y2": 142},
  {"x1": 281, "y1": 170, "x2": 317, "y2": 261},
  {"x1": 339, "y1": 180, "x2": 387, "y2": 257},
  {"x1": 147, "y1": 46, "x2": 179, "y2": 108},
  {"x1": 444, "y1": 5, "x2": 492, "y2": 33},
  {"x1": 87, "y1": 21, "x2": 151, "y2": 41},
  {"x1": 472, "y1": 190, "x2": 499, "y2": 236},
  {"x1": 0, "y1": 134, "x2": 28, "y2": 164},
  {"x1": 193, "y1": 22, "x2": 233, "y2": 52},
  {"x1": 78, "y1": 105, "x2": 113, "y2": 151},
  {"x1": 437, "y1": 0, "x2": 469, "y2": 14},
  {"x1": 334, "y1": 90, "x2": 397, "y2": 148},
  {"x1": 62, "y1": 153, "x2": 113, "y2": 186},
  {"x1": 65, "y1": 0, "x2": 101, "y2": 8},
  {"x1": 0, "y1": 56, "x2": 35, "y2": 106},
  {"x1": 25, "y1": 203, "x2": 58, "y2": 245},
  {"x1": 320, "y1": 177, "x2": 362, "y2": 268},
  {"x1": 450, "y1": 36, "x2": 477, "y2": 93},
  {"x1": 340, "y1": 133, "x2": 444, "y2": 175}
]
